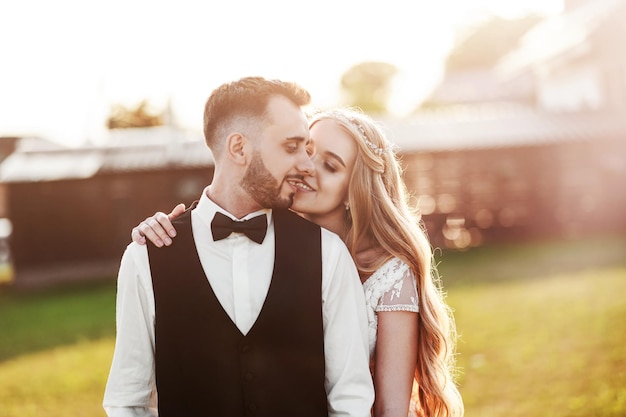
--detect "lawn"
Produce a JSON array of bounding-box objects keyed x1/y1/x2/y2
[
  {"x1": 448, "y1": 267, "x2": 626, "y2": 417},
  {"x1": 0, "y1": 235, "x2": 624, "y2": 417}
]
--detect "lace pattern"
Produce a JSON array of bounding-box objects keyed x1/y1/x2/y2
[
  {"x1": 376, "y1": 304, "x2": 419, "y2": 313},
  {"x1": 362, "y1": 257, "x2": 419, "y2": 357}
]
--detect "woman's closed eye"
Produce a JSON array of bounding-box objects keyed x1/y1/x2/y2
[{"x1": 323, "y1": 161, "x2": 338, "y2": 173}]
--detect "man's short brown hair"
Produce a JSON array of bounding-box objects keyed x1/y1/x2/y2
[{"x1": 203, "y1": 76, "x2": 311, "y2": 151}]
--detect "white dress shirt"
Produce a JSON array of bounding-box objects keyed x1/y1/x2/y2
[{"x1": 103, "y1": 188, "x2": 374, "y2": 417}]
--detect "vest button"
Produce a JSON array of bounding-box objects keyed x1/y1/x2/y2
[
  {"x1": 244, "y1": 372, "x2": 255, "y2": 381},
  {"x1": 241, "y1": 344, "x2": 251, "y2": 353},
  {"x1": 247, "y1": 401, "x2": 258, "y2": 411}
]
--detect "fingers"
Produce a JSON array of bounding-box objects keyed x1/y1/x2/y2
[
  {"x1": 130, "y1": 203, "x2": 185, "y2": 248},
  {"x1": 130, "y1": 213, "x2": 172, "y2": 247},
  {"x1": 131, "y1": 226, "x2": 147, "y2": 245},
  {"x1": 146, "y1": 214, "x2": 174, "y2": 247},
  {"x1": 155, "y1": 211, "x2": 177, "y2": 239},
  {"x1": 169, "y1": 203, "x2": 186, "y2": 220}
]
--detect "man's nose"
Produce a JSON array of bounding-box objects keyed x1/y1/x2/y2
[{"x1": 296, "y1": 148, "x2": 316, "y2": 176}]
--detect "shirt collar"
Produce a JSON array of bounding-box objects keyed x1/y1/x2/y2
[{"x1": 195, "y1": 186, "x2": 273, "y2": 230}]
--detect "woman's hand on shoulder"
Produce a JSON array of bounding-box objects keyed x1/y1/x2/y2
[{"x1": 131, "y1": 203, "x2": 186, "y2": 247}]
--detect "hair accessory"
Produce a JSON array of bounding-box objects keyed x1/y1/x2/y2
[{"x1": 349, "y1": 117, "x2": 387, "y2": 156}]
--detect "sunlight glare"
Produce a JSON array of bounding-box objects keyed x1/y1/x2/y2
[{"x1": 0, "y1": 0, "x2": 564, "y2": 146}]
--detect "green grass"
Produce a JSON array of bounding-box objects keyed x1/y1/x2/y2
[
  {"x1": 0, "y1": 281, "x2": 116, "y2": 417},
  {"x1": 449, "y1": 267, "x2": 626, "y2": 417},
  {"x1": 436, "y1": 234, "x2": 626, "y2": 287},
  {"x1": 0, "y1": 281, "x2": 116, "y2": 361},
  {"x1": 0, "y1": 339, "x2": 112, "y2": 417},
  {"x1": 0, "y1": 235, "x2": 624, "y2": 417}
]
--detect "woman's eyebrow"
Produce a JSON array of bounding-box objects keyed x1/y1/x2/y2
[{"x1": 324, "y1": 150, "x2": 346, "y2": 167}]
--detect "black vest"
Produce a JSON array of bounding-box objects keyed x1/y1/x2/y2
[{"x1": 148, "y1": 208, "x2": 328, "y2": 417}]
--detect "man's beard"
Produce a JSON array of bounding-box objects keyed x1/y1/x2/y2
[{"x1": 241, "y1": 151, "x2": 294, "y2": 209}]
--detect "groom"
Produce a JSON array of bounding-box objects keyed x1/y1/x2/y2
[{"x1": 103, "y1": 76, "x2": 374, "y2": 416}]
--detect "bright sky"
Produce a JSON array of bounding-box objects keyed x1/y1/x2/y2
[{"x1": 0, "y1": 0, "x2": 563, "y2": 147}]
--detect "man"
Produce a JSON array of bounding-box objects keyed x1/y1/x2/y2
[{"x1": 103, "y1": 77, "x2": 374, "y2": 416}]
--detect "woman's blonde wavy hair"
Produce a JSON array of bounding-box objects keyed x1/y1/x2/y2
[{"x1": 309, "y1": 108, "x2": 464, "y2": 417}]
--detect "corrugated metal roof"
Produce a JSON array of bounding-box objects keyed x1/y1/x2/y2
[
  {"x1": 0, "y1": 151, "x2": 102, "y2": 182},
  {"x1": 0, "y1": 131, "x2": 214, "y2": 183},
  {"x1": 99, "y1": 140, "x2": 213, "y2": 172},
  {"x1": 2, "y1": 110, "x2": 624, "y2": 182},
  {"x1": 379, "y1": 107, "x2": 626, "y2": 151}
]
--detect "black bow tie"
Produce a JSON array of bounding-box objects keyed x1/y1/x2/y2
[{"x1": 210, "y1": 212, "x2": 268, "y2": 244}]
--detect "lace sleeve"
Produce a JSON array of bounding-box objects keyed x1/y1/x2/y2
[{"x1": 375, "y1": 260, "x2": 419, "y2": 313}]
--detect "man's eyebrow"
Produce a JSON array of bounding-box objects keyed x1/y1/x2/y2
[
  {"x1": 285, "y1": 136, "x2": 308, "y2": 142},
  {"x1": 324, "y1": 150, "x2": 346, "y2": 168}
]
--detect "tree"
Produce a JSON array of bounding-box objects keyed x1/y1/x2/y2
[
  {"x1": 107, "y1": 100, "x2": 164, "y2": 129},
  {"x1": 340, "y1": 61, "x2": 398, "y2": 114}
]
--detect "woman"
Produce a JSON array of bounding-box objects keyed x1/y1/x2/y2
[{"x1": 132, "y1": 108, "x2": 464, "y2": 417}]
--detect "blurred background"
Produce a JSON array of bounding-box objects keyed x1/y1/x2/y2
[{"x1": 0, "y1": 0, "x2": 624, "y2": 416}]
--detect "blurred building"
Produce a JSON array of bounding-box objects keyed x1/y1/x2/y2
[
  {"x1": 1, "y1": 112, "x2": 625, "y2": 288},
  {"x1": 496, "y1": 0, "x2": 626, "y2": 112},
  {"x1": 1, "y1": 0, "x2": 626, "y2": 288},
  {"x1": 383, "y1": 108, "x2": 626, "y2": 250},
  {"x1": 402, "y1": 0, "x2": 626, "y2": 249},
  {"x1": 426, "y1": 0, "x2": 626, "y2": 112},
  {"x1": 0, "y1": 128, "x2": 213, "y2": 288}
]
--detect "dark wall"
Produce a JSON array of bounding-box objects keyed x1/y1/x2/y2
[
  {"x1": 7, "y1": 167, "x2": 213, "y2": 269},
  {"x1": 401, "y1": 136, "x2": 626, "y2": 249},
  {"x1": 6, "y1": 134, "x2": 626, "y2": 286}
]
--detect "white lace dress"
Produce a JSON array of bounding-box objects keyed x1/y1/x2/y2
[
  {"x1": 362, "y1": 257, "x2": 420, "y2": 416},
  {"x1": 362, "y1": 257, "x2": 419, "y2": 357}
]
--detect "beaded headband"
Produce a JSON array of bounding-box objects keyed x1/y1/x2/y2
[
  {"x1": 352, "y1": 120, "x2": 387, "y2": 156},
  {"x1": 331, "y1": 112, "x2": 389, "y2": 156}
]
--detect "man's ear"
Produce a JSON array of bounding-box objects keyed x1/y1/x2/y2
[{"x1": 226, "y1": 133, "x2": 248, "y2": 165}]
